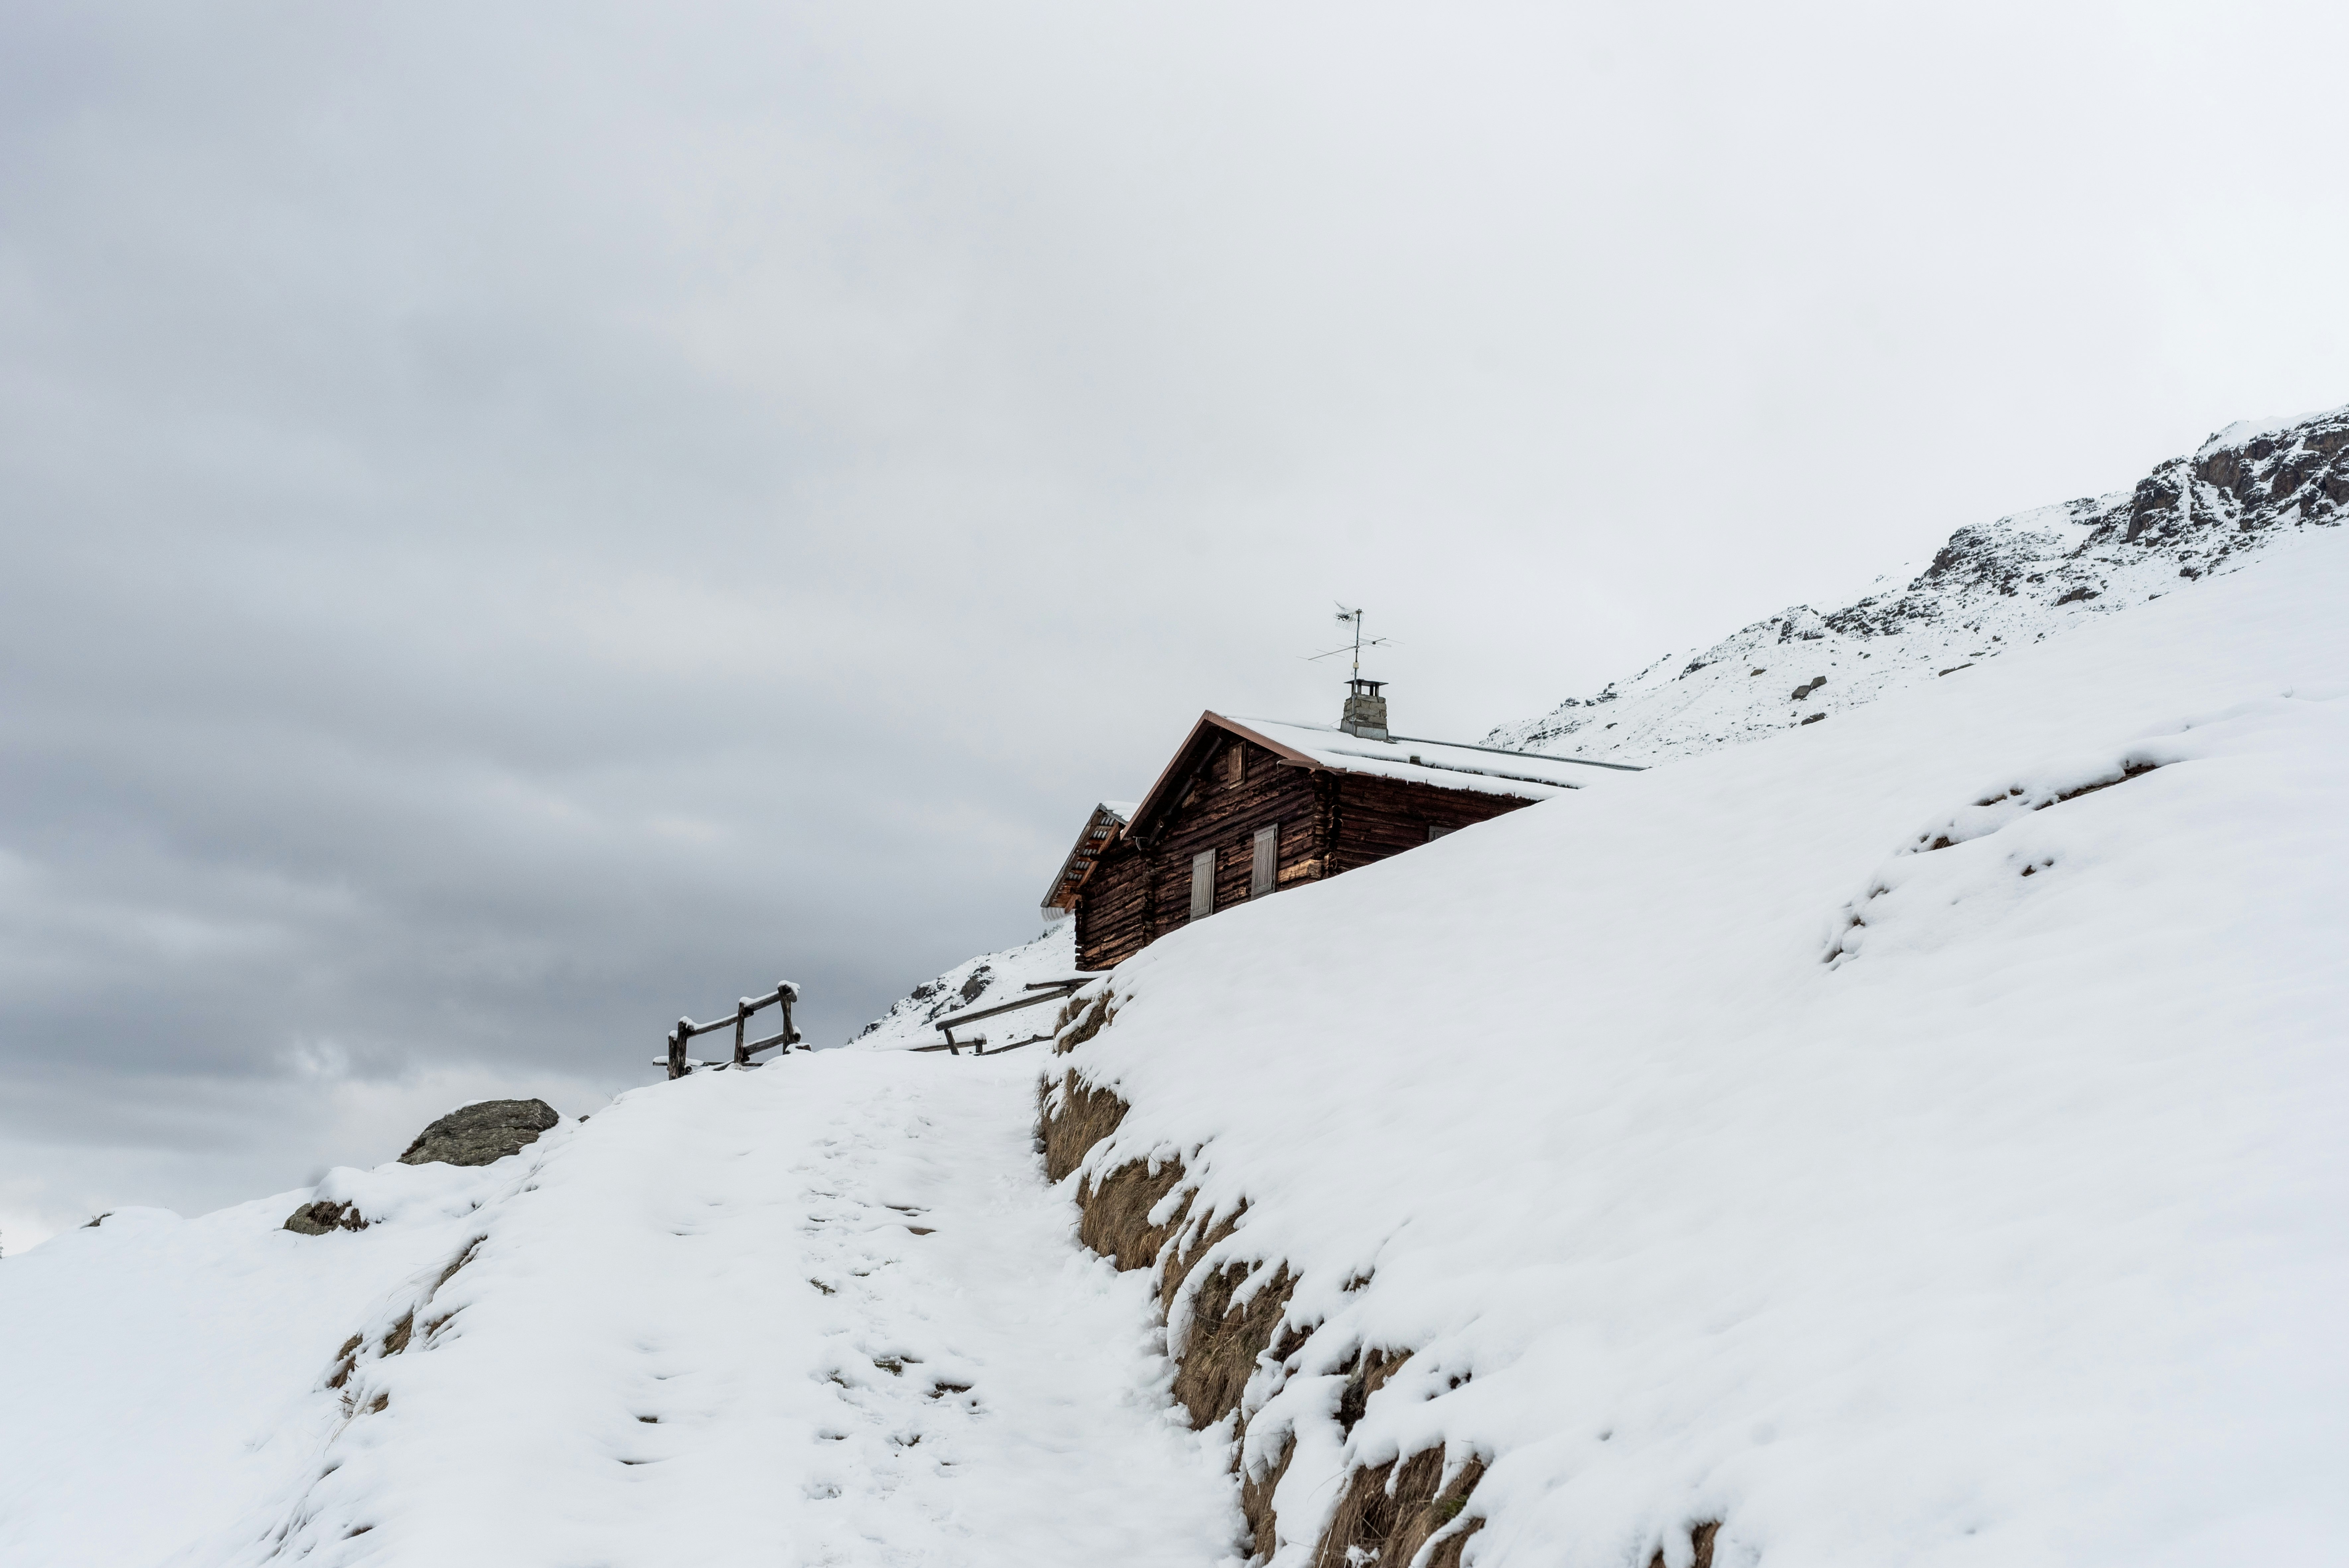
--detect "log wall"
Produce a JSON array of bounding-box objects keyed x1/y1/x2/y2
[
  {"x1": 1076, "y1": 843, "x2": 1154, "y2": 971},
  {"x1": 1328, "y1": 773, "x2": 1535, "y2": 874},
  {"x1": 1074, "y1": 728, "x2": 1546, "y2": 970},
  {"x1": 1077, "y1": 735, "x2": 1321, "y2": 969}
]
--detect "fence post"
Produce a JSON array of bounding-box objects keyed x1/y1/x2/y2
[
  {"x1": 778, "y1": 982, "x2": 800, "y2": 1051},
  {"x1": 732, "y1": 999, "x2": 750, "y2": 1068},
  {"x1": 669, "y1": 1017, "x2": 693, "y2": 1081}
]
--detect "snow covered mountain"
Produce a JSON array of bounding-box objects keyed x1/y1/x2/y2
[{"x1": 1489, "y1": 404, "x2": 2349, "y2": 765}]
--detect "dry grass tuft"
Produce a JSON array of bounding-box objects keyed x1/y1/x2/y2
[
  {"x1": 1077, "y1": 1155, "x2": 1191, "y2": 1272},
  {"x1": 1335, "y1": 1348, "x2": 1408, "y2": 1435},
  {"x1": 1155, "y1": 1201, "x2": 1249, "y2": 1316},
  {"x1": 1054, "y1": 995, "x2": 1116, "y2": 1056},
  {"x1": 434, "y1": 1237, "x2": 484, "y2": 1291},
  {"x1": 1240, "y1": 1430, "x2": 1295, "y2": 1562},
  {"x1": 1648, "y1": 1521, "x2": 1721, "y2": 1568},
  {"x1": 1311, "y1": 1449, "x2": 1487, "y2": 1568},
  {"x1": 1039, "y1": 1069, "x2": 1129, "y2": 1183},
  {"x1": 381, "y1": 1310, "x2": 414, "y2": 1357},
  {"x1": 325, "y1": 1334, "x2": 363, "y2": 1390},
  {"x1": 1171, "y1": 1261, "x2": 1295, "y2": 1432}
]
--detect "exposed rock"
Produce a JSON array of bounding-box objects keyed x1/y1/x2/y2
[
  {"x1": 1489, "y1": 404, "x2": 2349, "y2": 765},
  {"x1": 397, "y1": 1098, "x2": 560, "y2": 1168},
  {"x1": 284, "y1": 1200, "x2": 369, "y2": 1235}
]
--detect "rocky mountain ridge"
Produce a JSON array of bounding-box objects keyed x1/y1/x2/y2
[{"x1": 1489, "y1": 404, "x2": 2349, "y2": 765}]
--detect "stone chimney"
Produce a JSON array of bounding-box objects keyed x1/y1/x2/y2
[{"x1": 1340, "y1": 677, "x2": 1389, "y2": 740}]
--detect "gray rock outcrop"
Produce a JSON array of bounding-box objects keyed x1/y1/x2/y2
[
  {"x1": 284, "y1": 1200, "x2": 368, "y2": 1235},
  {"x1": 397, "y1": 1098, "x2": 560, "y2": 1168},
  {"x1": 282, "y1": 1099, "x2": 560, "y2": 1235}
]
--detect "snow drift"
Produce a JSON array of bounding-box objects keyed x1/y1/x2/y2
[{"x1": 1043, "y1": 524, "x2": 2349, "y2": 1566}]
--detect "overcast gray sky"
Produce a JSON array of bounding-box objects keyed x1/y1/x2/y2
[{"x1": 4, "y1": 0, "x2": 2344, "y2": 1245}]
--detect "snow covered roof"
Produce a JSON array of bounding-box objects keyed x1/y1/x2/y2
[
  {"x1": 1098, "y1": 710, "x2": 1640, "y2": 879},
  {"x1": 1218, "y1": 714, "x2": 1638, "y2": 798}
]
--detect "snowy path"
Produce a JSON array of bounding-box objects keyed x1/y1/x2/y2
[
  {"x1": 756, "y1": 1052, "x2": 1242, "y2": 1565},
  {"x1": 257, "y1": 1050, "x2": 1244, "y2": 1566},
  {"x1": 4, "y1": 1052, "x2": 1241, "y2": 1567}
]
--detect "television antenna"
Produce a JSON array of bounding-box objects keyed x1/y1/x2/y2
[{"x1": 1306, "y1": 604, "x2": 1392, "y2": 680}]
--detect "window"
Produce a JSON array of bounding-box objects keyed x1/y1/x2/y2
[
  {"x1": 1427, "y1": 824, "x2": 1455, "y2": 842},
  {"x1": 1251, "y1": 824, "x2": 1279, "y2": 897},
  {"x1": 1190, "y1": 849, "x2": 1216, "y2": 919},
  {"x1": 1224, "y1": 745, "x2": 1244, "y2": 785}
]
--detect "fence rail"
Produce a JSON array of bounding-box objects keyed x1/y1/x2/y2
[
  {"x1": 912, "y1": 978, "x2": 1093, "y2": 1056},
  {"x1": 655, "y1": 982, "x2": 801, "y2": 1079},
  {"x1": 653, "y1": 974, "x2": 1103, "y2": 1077}
]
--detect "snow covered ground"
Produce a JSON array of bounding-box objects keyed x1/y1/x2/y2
[
  {"x1": 1055, "y1": 523, "x2": 2349, "y2": 1566},
  {"x1": 1, "y1": 1053, "x2": 1240, "y2": 1567}
]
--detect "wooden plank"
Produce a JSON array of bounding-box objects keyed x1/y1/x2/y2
[
  {"x1": 934, "y1": 986, "x2": 1077, "y2": 1028},
  {"x1": 679, "y1": 986, "x2": 791, "y2": 1040},
  {"x1": 978, "y1": 1033, "x2": 1054, "y2": 1055}
]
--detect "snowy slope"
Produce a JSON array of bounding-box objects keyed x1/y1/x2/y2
[
  {"x1": 0, "y1": 1057, "x2": 1238, "y2": 1567},
  {"x1": 1051, "y1": 524, "x2": 2349, "y2": 1566},
  {"x1": 0, "y1": 1166, "x2": 521, "y2": 1567},
  {"x1": 849, "y1": 923, "x2": 1080, "y2": 1053},
  {"x1": 1490, "y1": 404, "x2": 2349, "y2": 765}
]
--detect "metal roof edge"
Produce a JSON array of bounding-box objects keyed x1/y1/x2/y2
[{"x1": 1382, "y1": 732, "x2": 1647, "y2": 772}]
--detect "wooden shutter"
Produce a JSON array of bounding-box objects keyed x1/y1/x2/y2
[
  {"x1": 1251, "y1": 824, "x2": 1278, "y2": 897},
  {"x1": 1190, "y1": 849, "x2": 1216, "y2": 919}
]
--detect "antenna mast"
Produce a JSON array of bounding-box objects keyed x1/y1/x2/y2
[
  {"x1": 1337, "y1": 605, "x2": 1366, "y2": 679},
  {"x1": 1308, "y1": 604, "x2": 1391, "y2": 678}
]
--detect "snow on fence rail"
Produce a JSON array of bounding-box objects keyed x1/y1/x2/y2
[
  {"x1": 656, "y1": 982, "x2": 802, "y2": 1079},
  {"x1": 913, "y1": 978, "x2": 1094, "y2": 1057}
]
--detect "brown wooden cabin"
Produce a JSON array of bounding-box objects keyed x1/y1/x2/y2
[{"x1": 1046, "y1": 682, "x2": 1627, "y2": 971}]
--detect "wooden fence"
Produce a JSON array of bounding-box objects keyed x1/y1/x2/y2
[
  {"x1": 912, "y1": 979, "x2": 1092, "y2": 1056},
  {"x1": 655, "y1": 975, "x2": 1101, "y2": 1077},
  {"x1": 658, "y1": 982, "x2": 800, "y2": 1080}
]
